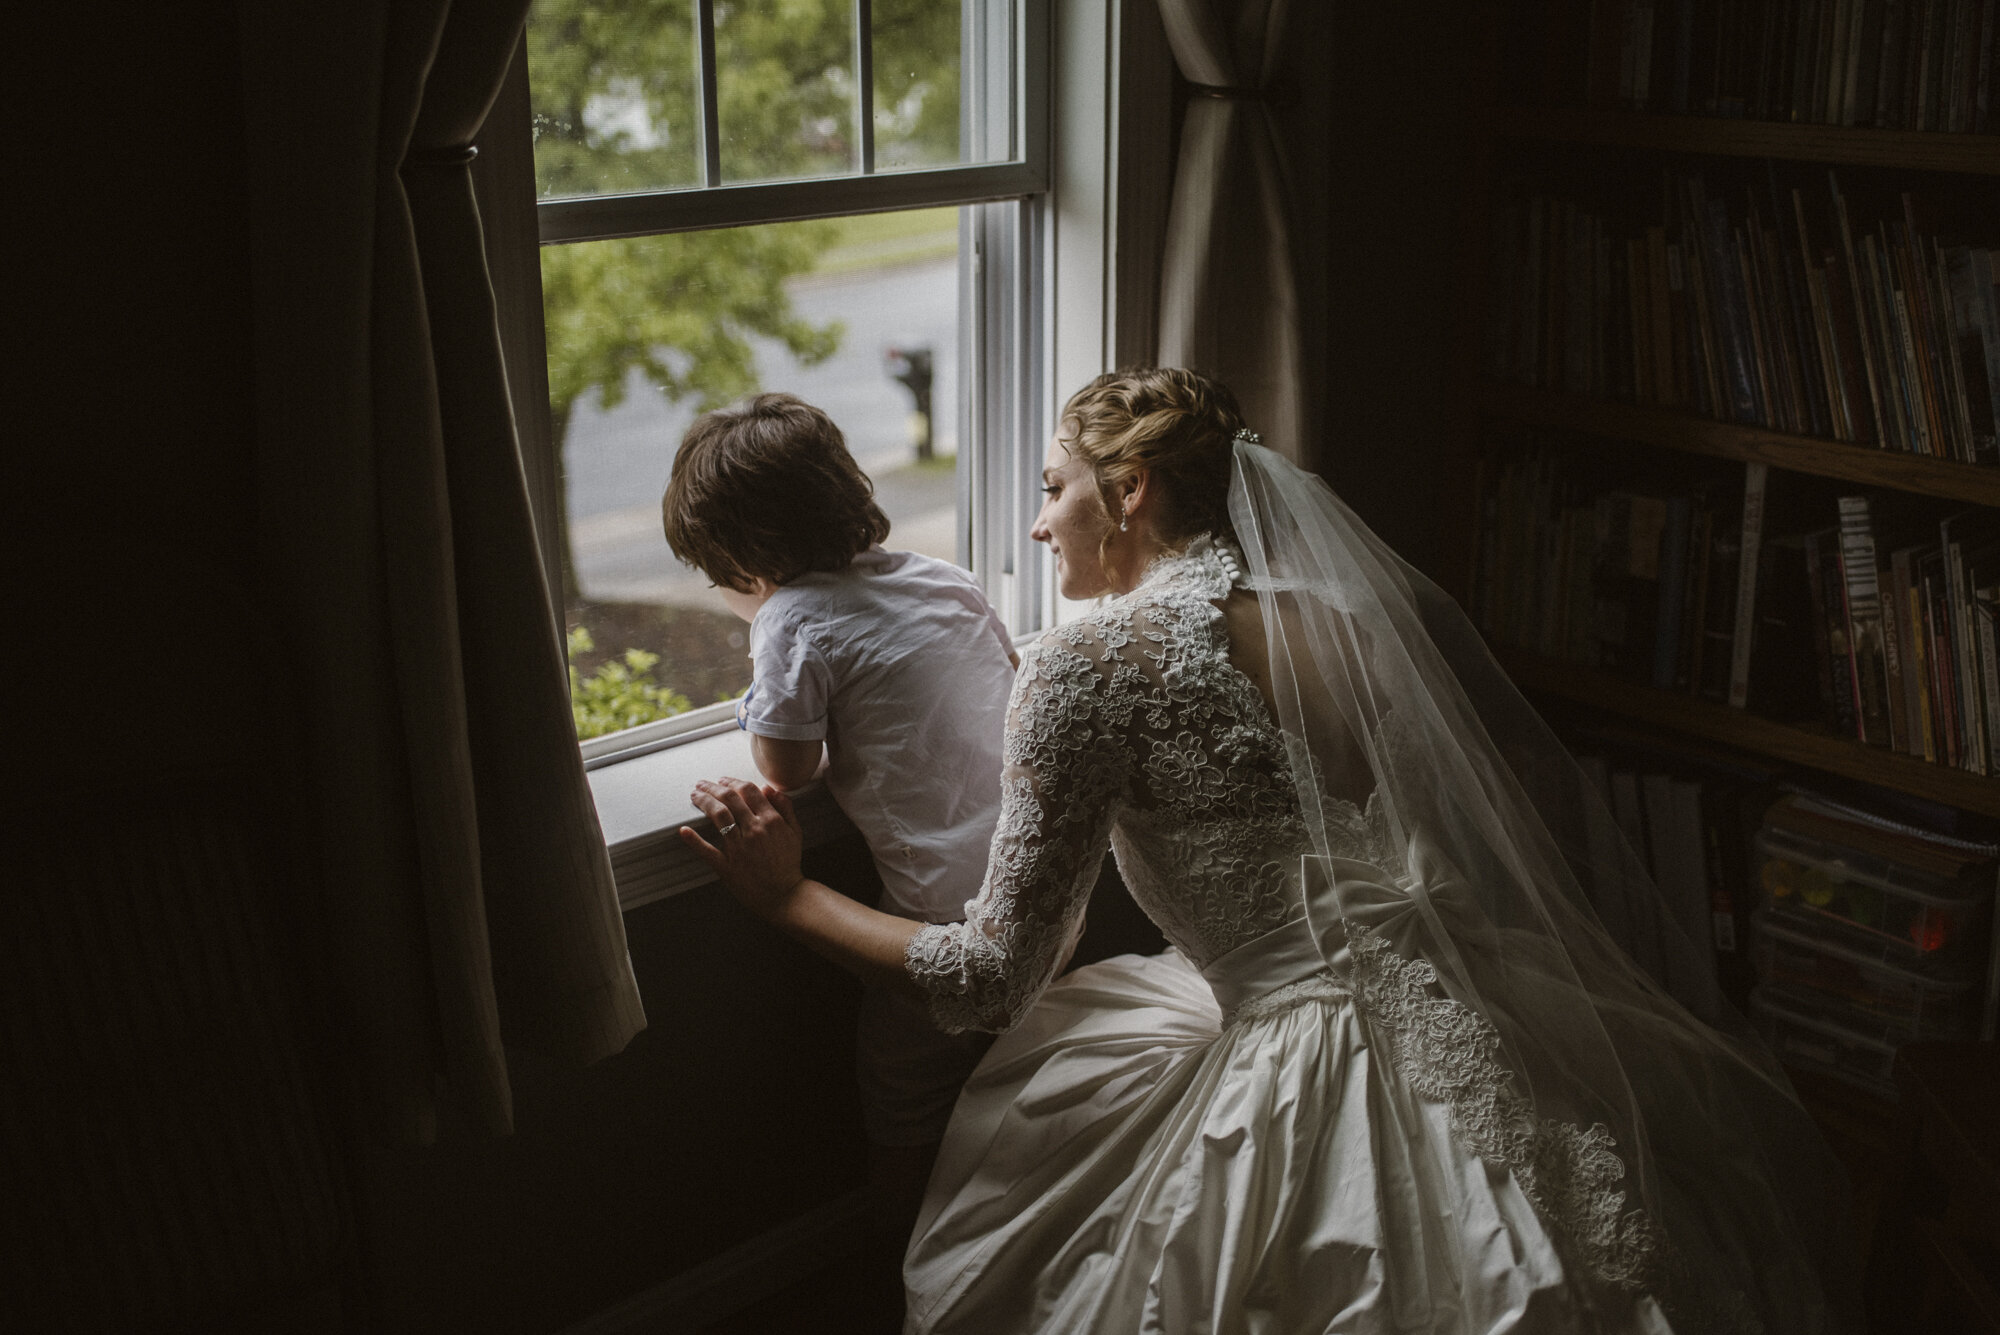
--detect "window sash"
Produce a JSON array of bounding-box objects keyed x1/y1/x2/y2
[
  {"x1": 492, "y1": 0, "x2": 1055, "y2": 764},
  {"x1": 537, "y1": 160, "x2": 1046, "y2": 244},
  {"x1": 537, "y1": 0, "x2": 1048, "y2": 247}
]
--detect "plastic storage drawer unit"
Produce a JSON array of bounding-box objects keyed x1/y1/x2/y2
[
  {"x1": 1749, "y1": 985, "x2": 1899, "y2": 1099},
  {"x1": 1752, "y1": 911, "x2": 1979, "y2": 1041},
  {"x1": 1753, "y1": 824, "x2": 1992, "y2": 973}
]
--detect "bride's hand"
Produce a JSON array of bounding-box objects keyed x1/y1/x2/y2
[{"x1": 681, "y1": 778, "x2": 807, "y2": 921}]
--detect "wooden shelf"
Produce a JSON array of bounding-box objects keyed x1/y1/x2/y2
[
  {"x1": 1495, "y1": 646, "x2": 2000, "y2": 817},
  {"x1": 1477, "y1": 384, "x2": 2000, "y2": 509},
  {"x1": 1484, "y1": 105, "x2": 2000, "y2": 176}
]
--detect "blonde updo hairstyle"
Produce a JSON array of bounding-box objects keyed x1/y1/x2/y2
[{"x1": 1055, "y1": 367, "x2": 1248, "y2": 569}]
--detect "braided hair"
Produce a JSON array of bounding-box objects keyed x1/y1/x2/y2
[{"x1": 1055, "y1": 367, "x2": 1249, "y2": 568}]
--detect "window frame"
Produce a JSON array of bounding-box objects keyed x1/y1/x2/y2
[
  {"x1": 485, "y1": 0, "x2": 1056, "y2": 768},
  {"x1": 476, "y1": 0, "x2": 1167, "y2": 905}
]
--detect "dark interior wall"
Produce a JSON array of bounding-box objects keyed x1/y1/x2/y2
[
  {"x1": 1313, "y1": 1, "x2": 1481, "y2": 583},
  {"x1": 351, "y1": 837, "x2": 881, "y2": 1335}
]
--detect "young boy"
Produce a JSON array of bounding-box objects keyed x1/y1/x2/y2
[{"x1": 660, "y1": 392, "x2": 1016, "y2": 1222}]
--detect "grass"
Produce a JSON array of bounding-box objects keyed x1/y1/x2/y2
[
  {"x1": 888, "y1": 451, "x2": 959, "y2": 477},
  {"x1": 811, "y1": 206, "x2": 958, "y2": 276}
]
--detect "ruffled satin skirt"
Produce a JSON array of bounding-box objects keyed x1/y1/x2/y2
[{"x1": 902, "y1": 946, "x2": 1674, "y2": 1334}]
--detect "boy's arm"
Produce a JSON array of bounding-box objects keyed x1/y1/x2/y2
[{"x1": 750, "y1": 734, "x2": 825, "y2": 790}]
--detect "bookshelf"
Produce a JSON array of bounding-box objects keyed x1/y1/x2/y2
[
  {"x1": 1479, "y1": 384, "x2": 2000, "y2": 508},
  {"x1": 1483, "y1": 105, "x2": 2000, "y2": 176},
  {"x1": 1456, "y1": 10, "x2": 2000, "y2": 1257},
  {"x1": 1458, "y1": 102, "x2": 2000, "y2": 804},
  {"x1": 1497, "y1": 645, "x2": 2000, "y2": 817}
]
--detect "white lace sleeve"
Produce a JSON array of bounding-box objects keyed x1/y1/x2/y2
[{"x1": 905, "y1": 628, "x2": 1131, "y2": 1033}]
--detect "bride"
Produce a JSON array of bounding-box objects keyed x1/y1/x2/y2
[{"x1": 683, "y1": 368, "x2": 1857, "y2": 1333}]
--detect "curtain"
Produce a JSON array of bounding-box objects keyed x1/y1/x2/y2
[
  {"x1": 239, "y1": 0, "x2": 646, "y2": 1143},
  {"x1": 1154, "y1": 0, "x2": 1311, "y2": 467}
]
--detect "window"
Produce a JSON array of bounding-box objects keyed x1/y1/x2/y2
[{"x1": 513, "y1": 0, "x2": 1054, "y2": 764}]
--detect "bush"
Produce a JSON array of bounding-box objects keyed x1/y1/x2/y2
[{"x1": 568, "y1": 626, "x2": 693, "y2": 740}]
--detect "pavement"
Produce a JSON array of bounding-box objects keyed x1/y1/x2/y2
[{"x1": 562, "y1": 254, "x2": 962, "y2": 610}]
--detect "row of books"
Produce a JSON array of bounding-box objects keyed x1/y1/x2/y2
[
  {"x1": 1487, "y1": 172, "x2": 2000, "y2": 465},
  {"x1": 1475, "y1": 447, "x2": 2000, "y2": 773},
  {"x1": 1504, "y1": 0, "x2": 2000, "y2": 132},
  {"x1": 1571, "y1": 750, "x2": 1754, "y2": 1006},
  {"x1": 1474, "y1": 447, "x2": 1749, "y2": 696},
  {"x1": 1811, "y1": 492, "x2": 2000, "y2": 768}
]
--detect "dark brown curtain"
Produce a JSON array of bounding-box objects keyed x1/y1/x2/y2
[
  {"x1": 1155, "y1": 0, "x2": 1312, "y2": 467},
  {"x1": 240, "y1": 0, "x2": 645, "y2": 1144}
]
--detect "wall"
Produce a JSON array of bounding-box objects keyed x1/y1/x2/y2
[
  {"x1": 349, "y1": 836, "x2": 881, "y2": 1334},
  {"x1": 1313, "y1": 1, "x2": 1481, "y2": 582}
]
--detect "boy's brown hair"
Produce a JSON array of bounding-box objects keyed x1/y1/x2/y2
[{"x1": 662, "y1": 393, "x2": 891, "y2": 591}]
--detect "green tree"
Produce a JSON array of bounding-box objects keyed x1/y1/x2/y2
[{"x1": 525, "y1": 0, "x2": 963, "y2": 597}]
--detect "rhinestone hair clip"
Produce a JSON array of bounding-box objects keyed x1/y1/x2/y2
[{"x1": 1233, "y1": 428, "x2": 1261, "y2": 446}]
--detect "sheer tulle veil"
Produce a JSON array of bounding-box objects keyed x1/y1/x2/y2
[{"x1": 1227, "y1": 437, "x2": 1859, "y2": 1331}]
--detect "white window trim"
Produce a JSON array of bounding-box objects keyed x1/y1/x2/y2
[{"x1": 481, "y1": 0, "x2": 1154, "y2": 908}]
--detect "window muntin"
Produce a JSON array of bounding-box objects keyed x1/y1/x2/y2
[
  {"x1": 559, "y1": 209, "x2": 964, "y2": 742},
  {"x1": 529, "y1": 0, "x2": 1017, "y2": 203},
  {"x1": 529, "y1": 0, "x2": 1047, "y2": 756}
]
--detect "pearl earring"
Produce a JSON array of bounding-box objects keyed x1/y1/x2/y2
[{"x1": 1119, "y1": 512, "x2": 1129, "y2": 532}]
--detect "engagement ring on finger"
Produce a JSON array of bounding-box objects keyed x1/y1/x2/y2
[{"x1": 716, "y1": 821, "x2": 738, "y2": 837}]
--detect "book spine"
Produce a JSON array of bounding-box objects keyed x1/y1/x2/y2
[
  {"x1": 1804, "y1": 527, "x2": 1854, "y2": 730},
  {"x1": 1828, "y1": 0, "x2": 1855, "y2": 121},
  {"x1": 1977, "y1": 583, "x2": 2000, "y2": 772},
  {"x1": 1700, "y1": 196, "x2": 1763, "y2": 423},
  {"x1": 1976, "y1": 249, "x2": 2000, "y2": 466},
  {"x1": 1837, "y1": 496, "x2": 1893, "y2": 745},
  {"x1": 1914, "y1": 568, "x2": 1940, "y2": 761},
  {"x1": 1878, "y1": 0, "x2": 1910, "y2": 126},
  {"x1": 1936, "y1": 242, "x2": 1974, "y2": 461},
  {"x1": 1976, "y1": 0, "x2": 1992, "y2": 129},
  {"x1": 1947, "y1": 246, "x2": 2000, "y2": 467},
  {"x1": 1926, "y1": 563, "x2": 1961, "y2": 766},
  {"x1": 1682, "y1": 503, "x2": 1715, "y2": 691},
  {"x1": 1830, "y1": 175, "x2": 1890, "y2": 445},
  {"x1": 1880, "y1": 552, "x2": 1909, "y2": 753},
  {"x1": 1655, "y1": 496, "x2": 1694, "y2": 688},
  {"x1": 1892, "y1": 545, "x2": 1927, "y2": 755},
  {"x1": 1855, "y1": 0, "x2": 1889, "y2": 122},
  {"x1": 1729, "y1": 462, "x2": 1770, "y2": 708},
  {"x1": 1950, "y1": 534, "x2": 1988, "y2": 772}
]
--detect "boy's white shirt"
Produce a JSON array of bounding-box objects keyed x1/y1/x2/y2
[{"x1": 744, "y1": 547, "x2": 1016, "y2": 924}]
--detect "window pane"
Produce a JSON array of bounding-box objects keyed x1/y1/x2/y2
[
  {"x1": 873, "y1": 0, "x2": 964, "y2": 171},
  {"x1": 547, "y1": 208, "x2": 964, "y2": 741},
  {"x1": 530, "y1": 1, "x2": 1013, "y2": 200},
  {"x1": 528, "y1": 0, "x2": 703, "y2": 199},
  {"x1": 714, "y1": 0, "x2": 858, "y2": 182}
]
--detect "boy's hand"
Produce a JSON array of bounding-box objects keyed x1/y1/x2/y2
[
  {"x1": 735, "y1": 681, "x2": 756, "y2": 730},
  {"x1": 681, "y1": 778, "x2": 807, "y2": 921}
]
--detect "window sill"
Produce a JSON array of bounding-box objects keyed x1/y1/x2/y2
[{"x1": 586, "y1": 728, "x2": 851, "y2": 912}]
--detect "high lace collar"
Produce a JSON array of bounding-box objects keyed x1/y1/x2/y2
[{"x1": 1133, "y1": 532, "x2": 1245, "y2": 598}]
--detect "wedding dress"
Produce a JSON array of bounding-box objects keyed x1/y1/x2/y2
[{"x1": 902, "y1": 443, "x2": 1856, "y2": 1334}]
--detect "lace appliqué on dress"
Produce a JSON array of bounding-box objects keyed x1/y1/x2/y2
[
  {"x1": 905, "y1": 537, "x2": 1319, "y2": 1034},
  {"x1": 1226, "y1": 973, "x2": 1350, "y2": 1027},
  {"x1": 1345, "y1": 925, "x2": 1665, "y2": 1297}
]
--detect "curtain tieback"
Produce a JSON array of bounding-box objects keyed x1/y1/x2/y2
[
  {"x1": 406, "y1": 144, "x2": 479, "y2": 169},
  {"x1": 1185, "y1": 79, "x2": 1294, "y2": 109},
  {"x1": 1187, "y1": 81, "x2": 1265, "y2": 100}
]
